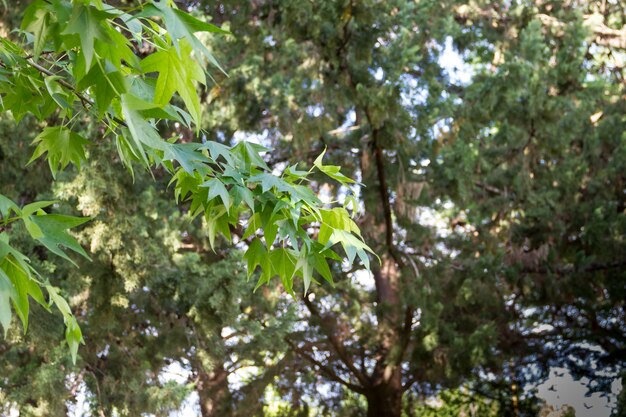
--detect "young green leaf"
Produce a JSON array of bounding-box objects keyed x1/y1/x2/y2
[
  {"x1": 198, "y1": 141, "x2": 235, "y2": 166},
  {"x1": 232, "y1": 141, "x2": 271, "y2": 171},
  {"x1": 140, "y1": 41, "x2": 205, "y2": 126},
  {"x1": 44, "y1": 76, "x2": 73, "y2": 111},
  {"x1": 242, "y1": 212, "x2": 262, "y2": 239},
  {"x1": 65, "y1": 316, "x2": 83, "y2": 364},
  {"x1": 121, "y1": 95, "x2": 168, "y2": 165},
  {"x1": 314, "y1": 147, "x2": 357, "y2": 185},
  {"x1": 295, "y1": 252, "x2": 315, "y2": 294}
]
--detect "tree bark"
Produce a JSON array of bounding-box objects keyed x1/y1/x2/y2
[
  {"x1": 195, "y1": 363, "x2": 231, "y2": 417},
  {"x1": 359, "y1": 127, "x2": 405, "y2": 417},
  {"x1": 365, "y1": 381, "x2": 403, "y2": 417}
]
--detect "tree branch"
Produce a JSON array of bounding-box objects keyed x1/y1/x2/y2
[
  {"x1": 303, "y1": 296, "x2": 370, "y2": 386},
  {"x1": 284, "y1": 337, "x2": 366, "y2": 394},
  {"x1": 19, "y1": 58, "x2": 128, "y2": 128}
]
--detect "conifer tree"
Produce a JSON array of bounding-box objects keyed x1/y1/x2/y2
[{"x1": 191, "y1": 0, "x2": 625, "y2": 415}]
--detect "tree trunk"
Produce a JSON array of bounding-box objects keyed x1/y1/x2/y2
[
  {"x1": 365, "y1": 382, "x2": 403, "y2": 417},
  {"x1": 195, "y1": 364, "x2": 231, "y2": 417},
  {"x1": 360, "y1": 127, "x2": 405, "y2": 417}
]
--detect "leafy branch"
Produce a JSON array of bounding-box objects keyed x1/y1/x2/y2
[{"x1": 0, "y1": 0, "x2": 372, "y2": 361}]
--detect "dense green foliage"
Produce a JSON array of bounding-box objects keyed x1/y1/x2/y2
[
  {"x1": 0, "y1": 0, "x2": 369, "y2": 359},
  {"x1": 0, "y1": 0, "x2": 625, "y2": 416},
  {"x1": 1, "y1": 122, "x2": 298, "y2": 414}
]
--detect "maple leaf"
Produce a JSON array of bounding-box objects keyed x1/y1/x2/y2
[
  {"x1": 140, "y1": 41, "x2": 205, "y2": 126},
  {"x1": 28, "y1": 126, "x2": 90, "y2": 178}
]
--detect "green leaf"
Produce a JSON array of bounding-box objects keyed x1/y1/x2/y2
[
  {"x1": 21, "y1": 0, "x2": 51, "y2": 60},
  {"x1": 93, "y1": 21, "x2": 138, "y2": 72},
  {"x1": 318, "y1": 208, "x2": 362, "y2": 244},
  {"x1": 115, "y1": 134, "x2": 139, "y2": 178},
  {"x1": 44, "y1": 76, "x2": 72, "y2": 110},
  {"x1": 270, "y1": 248, "x2": 297, "y2": 296},
  {"x1": 0, "y1": 260, "x2": 28, "y2": 330},
  {"x1": 140, "y1": 2, "x2": 228, "y2": 73},
  {"x1": 61, "y1": 3, "x2": 114, "y2": 69},
  {"x1": 242, "y1": 212, "x2": 262, "y2": 239},
  {"x1": 77, "y1": 61, "x2": 127, "y2": 118},
  {"x1": 66, "y1": 316, "x2": 83, "y2": 364},
  {"x1": 205, "y1": 206, "x2": 231, "y2": 250},
  {"x1": 198, "y1": 141, "x2": 235, "y2": 166},
  {"x1": 47, "y1": 285, "x2": 72, "y2": 318},
  {"x1": 0, "y1": 256, "x2": 46, "y2": 331},
  {"x1": 121, "y1": 95, "x2": 168, "y2": 165},
  {"x1": 248, "y1": 173, "x2": 294, "y2": 194},
  {"x1": 0, "y1": 268, "x2": 17, "y2": 337},
  {"x1": 316, "y1": 208, "x2": 374, "y2": 269},
  {"x1": 290, "y1": 184, "x2": 322, "y2": 206},
  {"x1": 295, "y1": 251, "x2": 316, "y2": 294},
  {"x1": 48, "y1": 285, "x2": 84, "y2": 362},
  {"x1": 233, "y1": 185, "x2": 255, "y2": 212},
  {"x1": 170, "y1": 170, "x2": 201, "y2": 203},
  {"x1": 200, "y1": 178, "x2": 231, "y2": 209},
  {"x1": 326, "y1": 229, "x2": 373, "y2": 270},
  {"x1": 232, "y1": 141, "x2": 271, "y2": 171},
  {"x1": 28, "y1": 127, "x2": 90, "y2": 179},
  {"x1": 260, "y1": 205, "x2": 278, "y2": 246},
  {"x1": 140, "y1": 41, "x2": 205, "y2": 126},
  {"x1": 126, "y1": 79, "x2": 192, "y2": 125},
  {"x1": 30, "y1": 214, "x2": 91, "y2": 265},
  {"x1": 343, "y1": 193, "x2": 359, "y2": 217},
  {"x1": 171, "y1": 8, "x2": 230, "y2": 35},
  {"x1": 314, "y1": 147, "x2": 356, "y2": 185},
  {"x1": 163, "y1": 143, "x2": 209, "y2": 174},
  {"x1": 23, "y1": 216, "x2": 44, "y2": 239},
  {"x1": 0, "y1": 235, "x2": 37, "y2": 274},
  {"x1": 243, "y1": 238, "x2": 270, "y2": 281},
  {"x1": 21, "y1": 200, "x2": 55, "y2": 217},
  {"x1": 311, "y1": 251, "x2": 334, "y2": 286},
  {"x1": 20, "y1": 201, "x2": 55, "y2": 239},
  {"x1": 0, "y1": 74, "x2": 49, "y2": 123},
  {"x1": 284, "y1": 164, "x2": 311, "y2": 179},
  {"x1": 222, "y1": 165, "x2": 245, "y2": 182},
  {"x1": 0, "y1": 194, "x2": 19, "y2": 219},
  {"x1": 102, "y1": 3, "x2": 142, "y2": 43}
]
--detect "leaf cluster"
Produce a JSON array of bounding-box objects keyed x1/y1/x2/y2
[
  {"x1": 0, "y1": 0, "x2": 370, "y2": 357},
  {"x1": 0, "y1": 195, "x2": 87, "y2": 362}
]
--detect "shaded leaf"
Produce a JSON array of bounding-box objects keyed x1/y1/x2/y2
[{"x1": 28, "y1": 127, "x2": 90, "y2": 179}]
